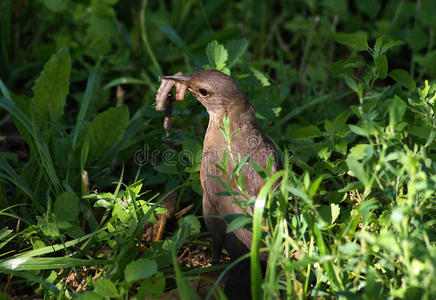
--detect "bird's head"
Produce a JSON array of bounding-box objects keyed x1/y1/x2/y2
[{"x1": 161, "y1": 69, "x2": 247, "y2": 115}]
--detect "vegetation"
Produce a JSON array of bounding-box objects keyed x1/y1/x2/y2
[{"x1": 0, "y1": 0, "x2": 435, "y2": 299}]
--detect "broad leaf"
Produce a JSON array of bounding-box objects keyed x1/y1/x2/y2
[
  {"x1": 388, "y1": 96, "x2": 407, "y2": 128},
  {"x1": 178, "y1": 215, "x2": 201, "y2": 236},
  {"x1": 226, "y1": 215, "x2": 252, "y2": 233},
  {"x1": 31, "y1": 47, "x2": 71, "y2": 126},
  {"x1": 346, "y1": 157, "x2": 368, "y2": 186},
  {"x1": 375, "y1": 54, "x2": 388, "y2": 79},
  {"x1": 388, "y1": 69, "x2": 416, "y2": 90},
  {"x1": 381, "y1": 40, "x2": 405, "y2": 55},
  {"x1": 87, "y1": 106, "x2": 129, "y2": 160},
  {"x1": 356, "y1": 0, "x2": 380, "y2": 19},
  {"x1": 331, "y1": 203, "x2": 340, "y2": 224},
  {"x1": 93, "y1": 279, "x2": 119, "y2": 299},
  {"x1": 335, "y1": 32, "x2": 368, "y2": 51},
  {"x1": 226, "y1": 38, "x2": 248, "y2": 67},
  {"x1": 290, "y1": 125, "x2": 322, "y2": 139},
  {"x1": 41, "y1": 0, "x2": 67, "y2": 12},
  {"x1": 54, "y1": 192, "x2": 80, "y2": 222},
  {"x1": 160, "y1": 25, "x2": 194, "y2": 62},
  {"x1": 182, "y1": 139, "x2": 202, "y2": 166},
  {"x1": 250, "y1": 67, "x2": 271, "y2": 87},
  {"x1": 349, "y1": 124, "x2": 367, "y2": 136},
  {"x1": 206, "y1": 40, "x2": 229, "y2": 74},
  {"x1": 124, "y1": 259, "x2": 157, "y2": 283},
  {"x1": 349, "y1": 144, "x2": 371, "y2": 160},
  {"x1": 37, "y1": 216, "x2": 60, "y2": 238},
  {"x1": 137, "y1": 272, "x2": 165, "y2": 299}
]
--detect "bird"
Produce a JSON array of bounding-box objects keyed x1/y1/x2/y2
[{"x1": 161, "y1": 69, "x2": 280, "y2": 299}]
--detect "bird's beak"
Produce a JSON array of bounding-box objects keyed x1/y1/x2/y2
[{"x1": 160, "y1": 75, "x2": 191, "y2": 85}]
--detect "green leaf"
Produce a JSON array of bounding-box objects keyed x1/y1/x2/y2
[
  {"x1": 178, "y1": 215, "x2": 201, "y2": 236},
  {"x1": 405, "y1": 28, "x2": 427, "y2": 51},
  {"x1": 206, "y1": 40, "x2": 228, "y2": 72},
  {"x1": 308, "y1": 175, "x2": 324, "y2": 198},
  {"x1": 373, "y1": 37, "x2": 383, "y2": 58},
  {"x1": 349, "y1": 144, "x2": 371, "y2": 160},
  {"x1": 317, "y1": 146, "x2": 331, "y2": 160},
  {"x1": 137, "y1": 272, "x2": 165, "y2": 299},
  {"x1": 101, "y1": 0, "x2": 119, "y2": 5},
  {"x1": 124, "y1": 259, "x2": 157, "y2": 283},
  {"x1": 72, "y1": 69, "x2": 98, "y2": 149},
  {"x1": 308, "y1": 175, "x2": 324, "y2": 199},
  {"x1": 381, "y1": 40, "x2": 405, "y2": 55},
  {"x1": 128, "y1": 181, "x2": 143, "y2": 197},
  {"x1": 335, "y1": 32, "x2": 368, "y2": 51},
  {"x1": 290, "y1": 125, "x2": 322, "y2": 139},
  {"x1": 251, "y1": 171, "x2": 284, "y2": 298},
  {"x1": 0, "y1": 227, "x2": 13, "y2": 242},
  {"x1": 344, "y1": 76, "x2": 358, "y2": 93},
  {"x1": 153, "y1": 163, "x2": 178, "y2": 174},
  {"x1": 355, "y1": 0, "x2": 380, "y2": 19},
  {"x1": 389, "y1": 96, "x2": 407, "y2": 128},
  {"x1": 182, "y1": 139, "x2": 202, "y2": 166},
  {"x1": 93, "y1": 279, "x2": 119, "y2": 299},
  {"x1": 250, "y1": 67, "x2": 271, "y2": 87},
  {"x1": 388, "y1": 69, "x2": 416, "y2": 90},
  {"x1": 338, "y1": 181, "x2": 363, "y2": 193},
  {"x1": 226, "y1": 39, "x2": 248, "y2": 67},
  {"x1": 160, "y1": 26, "x2": 194, "y2": 62},
  {"x1": 113, "y1": 200, "x2": 130, "y2": 223},
  {"x1": 349, "y1": 124, "x2": 367, "y2": 136},
  {"x1": 231, "y1": 154, "x2": 251, "y2": 178},
  {"x1": 41, "y1": 0, "x2": 67, "y2": 12},
  {"x1": 408, "y1": 126, "x2": 432, "y2": 139},
  {"x1": 87, "y1": 106, "x2": 129, "y2": 160},
  {"x1": 226, "y1": 215, "x2": 252, "y2": 233},
  {"x1": 418, "y1": 80, "x2": 431, "y2": 99},
  {"x1": 54, "y1": 192, "x2": 80, "y2": 223},
  {"x1": 31, "y1": 47, "x2": 71, "y2": 126},
  {"x1": 65, "y1": 225, "x2": 84, "y2": 239},
  {"x1": 75, "y1": 291, "x2": 103, "y2": 300},
  {"x1": 325, "y1": 111, "x2": 351, "y2": 135},
  {"x1": 37, "y1": 216, "x2": 60, "y2": 238},
  {"x1": 417, "y1": 0, "x2": 436, "y2": 27},
  {"x1": 425, "y1": 130, "x2": 436, "y2": 148},
  {"x1": 346, "y1": 157, "x2": 368, "y2": 186},
  {"x1": 0, "y1": 79, "x2": 12, "y2": 101},
  {"x1": 331, "y1": 203, "x2": 340, "y2": 224},
  {"x1": 312, "y1": 224, "x2": 343, "y2": 289},
  {"x1": 338, "y1": 242, "x2": 360, "y2": 255},
  {"x1": 375, "y1": 54, "x2": 388, "y2": 79},
  {"x1": 328, "y1": 56, "x2": 366, "y2": 78},
  {"x1": 252, "y1": 161, "x2": 267, "y2": 179},
  {"x1": 319, "y1": 205, "x2": 332, "y2": 225},
  {"x1": 0, "y1": 257, "x2": 105, "y2": 271}
]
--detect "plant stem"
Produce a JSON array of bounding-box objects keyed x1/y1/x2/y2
[{"x1": 140, "y1": 0, "x2": 162, "y2": 75}]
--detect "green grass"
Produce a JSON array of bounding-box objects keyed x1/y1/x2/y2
[{"x1": 0, "y1": 0, "x2": 436, "y2": 299}]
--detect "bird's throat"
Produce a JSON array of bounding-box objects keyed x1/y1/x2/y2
[
  {"x1": 204, "y1": 101, "x2": 258, "y2": 148},
  {"x1": 207, "y1": 101, "x2": 253, "y2": 129}
]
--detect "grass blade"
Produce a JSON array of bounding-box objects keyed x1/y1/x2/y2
[
  {"x1": 250, "y1": 171, "x2": 284, "y2": 300},
  {"x1": 72, "y1": 68, "x2": 98, "y2": 149},
  {"x1": 0, "y1": 257, "x2": 106, "y2": 271}
]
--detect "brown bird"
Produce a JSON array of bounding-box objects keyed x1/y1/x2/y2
[{"x1": 161, "y1": 69, "x2": 280, "y2": 299}]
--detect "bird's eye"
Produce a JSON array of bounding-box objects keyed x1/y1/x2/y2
[{"x1": 199, "y1": 88, "x2": 208, "y2": 96}]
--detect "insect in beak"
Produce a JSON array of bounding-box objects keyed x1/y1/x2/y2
[{"x1": 159, "y1": 75, "x2": 191, "y2": 85}]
